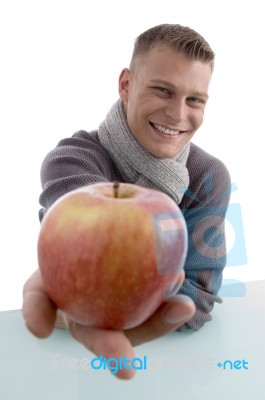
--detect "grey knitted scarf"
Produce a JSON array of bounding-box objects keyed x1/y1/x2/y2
[{"x1": 98, "y1": 99, "x2": 190, "y2": 204}]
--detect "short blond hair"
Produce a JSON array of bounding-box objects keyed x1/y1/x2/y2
[{"x1": 130, "y1": 24, "x2": 215, "y2": 71}]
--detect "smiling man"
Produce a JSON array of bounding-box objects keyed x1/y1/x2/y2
[
  {"x1": 120, "y1": 46, "x2": 211, "y2": 159},
  {"x1": 23, "y1": 24, "x2": 231, "y2": 379}
]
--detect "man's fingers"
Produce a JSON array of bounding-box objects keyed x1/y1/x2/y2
[
  {"x1": 125, "y1": 294, "x2": 196, "y2": 346},
  {"x1": 65, "y1": 318, "x2": 136, "y2": 379},
  {"x1": 22, "y1": 270, "x2": 57, "y2": 338},
  {"x1": 22, "y1": 269, "x2": 45, "y2": 294},
  {"x1": 22, "y1": 269, "x2": 194, "y2": 379}
]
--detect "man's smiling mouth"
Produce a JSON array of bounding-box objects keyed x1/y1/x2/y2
[{"x1": 149, "y1": 122, "x2": 184, "y2": 136}]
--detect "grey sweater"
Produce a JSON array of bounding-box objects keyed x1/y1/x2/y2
[{"x1": 39, "y1": 130, "x2": 231, "y2": 331}]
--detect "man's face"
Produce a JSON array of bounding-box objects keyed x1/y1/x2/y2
[{"x1": 119, "y1": 46, "x2": 212, "y2": 158}]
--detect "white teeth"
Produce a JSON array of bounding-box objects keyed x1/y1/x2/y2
[{"x1": 153, "y1": 123, "x2": 180, "y2": 136}]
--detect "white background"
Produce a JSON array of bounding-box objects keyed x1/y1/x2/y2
[{"x1": 1, "y1": 0, "x2": 264, "y2": 311}]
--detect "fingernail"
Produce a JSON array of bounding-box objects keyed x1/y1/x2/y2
[
  {"x1": 164, "y1": 282, "x2": 182, "y2": 300},
  {"x1": 164, "y1": 305, "x2": 187, "y2": 325}
]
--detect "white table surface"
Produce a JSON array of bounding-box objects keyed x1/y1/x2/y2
[{"x1": 0, "y1": 280, "x2": 264, "y2": 400}]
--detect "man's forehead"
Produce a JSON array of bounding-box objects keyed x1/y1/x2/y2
[{"x1": 132, "y1": 47, "x2": 212, "y2": 88}]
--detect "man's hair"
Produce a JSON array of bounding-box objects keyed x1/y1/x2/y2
[{"x1": 130, "y1": 24, "x2": 215, "y2": 71}]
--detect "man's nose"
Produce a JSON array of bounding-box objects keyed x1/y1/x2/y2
[{"x1": 165, "y1": 98, "x2": 187, "y2": 124}]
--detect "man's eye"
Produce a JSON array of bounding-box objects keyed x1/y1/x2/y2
[
  {"x1": 188, "y1": 97, "x2": 205, "y2": 104},
  {"x1": 153, "y1": 87, "x2": 171, "y2": 96}
]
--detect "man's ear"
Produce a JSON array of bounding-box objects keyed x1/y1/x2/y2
[{"x1": 118, "y1": 68, "x2": 131, "y2": 102}]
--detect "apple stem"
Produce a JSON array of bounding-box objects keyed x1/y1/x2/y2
[{"x1": 113, "y1": 181, "x2": 120, "y2": 198}]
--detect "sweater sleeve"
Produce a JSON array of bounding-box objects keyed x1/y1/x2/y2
[
  {"x1": 39, "y1": 130, "x2": 122, "y2": 221},
  {"x1": 177, "y1": 145, "x2": 231, "y2": 331}
]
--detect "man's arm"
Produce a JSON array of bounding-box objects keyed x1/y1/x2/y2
[{"x1": 38, "y1": 130, "x2": 122, "y2": 220}]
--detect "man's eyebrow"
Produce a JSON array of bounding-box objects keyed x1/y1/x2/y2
[{"x1": 149, "y1": 80, "x2": 209, "y2": 99}]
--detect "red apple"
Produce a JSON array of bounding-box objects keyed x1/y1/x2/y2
[{"x1": 38, "y1": 182, "x2": 187, "y2": 329}]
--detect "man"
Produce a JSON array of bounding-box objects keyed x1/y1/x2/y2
[{"x1": 22, "y1": 24, "x2": 231, "y2": 379}]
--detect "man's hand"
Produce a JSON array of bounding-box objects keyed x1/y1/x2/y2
[{"x1": 22, "y1": 270, "x2": 195, "y2": 379}]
